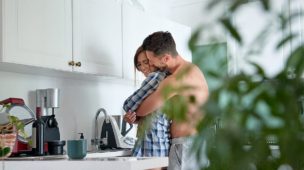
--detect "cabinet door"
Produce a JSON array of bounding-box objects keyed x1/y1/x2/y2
[
  {"x1": 2, "y1": 0, "x2": 73, "y2": 71},
  {"x1": 228, "y1": 0, "x2": 288, "y2": 77},
  {"x1": 72, "y1": 0, "x2": 122, "y2": 77},
  {"x1": 122, "y1": 3, "x2": 192, "y2": 81}
]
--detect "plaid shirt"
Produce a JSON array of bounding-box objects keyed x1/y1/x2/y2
[
  {"x1": 123, "y1": 71, "x2": 170, "y2": 157},
  {"x1": 123, "y1": 71, "x2": 167, "y2": 112}
]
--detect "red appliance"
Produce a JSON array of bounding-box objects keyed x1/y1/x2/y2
[{"x1": 0, "y1": 98, "x2": 35, "y2": 155}]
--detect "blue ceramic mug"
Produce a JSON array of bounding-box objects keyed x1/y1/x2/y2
[{"x1": 67, "y1": 139, "x2": 87, "y2": 159}]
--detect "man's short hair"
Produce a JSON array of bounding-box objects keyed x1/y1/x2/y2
[{"x1": 142, "y1": 31, "x2": 178, "y2": 57}]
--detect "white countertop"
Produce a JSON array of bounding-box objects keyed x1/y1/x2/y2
[
  {"x1": 1, "y1": 150, "x2": 168, "y2": 170},
  {"x1": 1, "y1": 157, "x2": 168, "y2": 170},
  {"x1": 5, "y1": 149, "x2": 132, "y2": 160}
]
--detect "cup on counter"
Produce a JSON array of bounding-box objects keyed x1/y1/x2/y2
[{"x1": 67, "y1": 139, "x2": 87, "y2": 159}]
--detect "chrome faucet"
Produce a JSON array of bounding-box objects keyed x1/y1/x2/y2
[{"x1": 91, "y1": 108, "x2": 108, "y2": 151}]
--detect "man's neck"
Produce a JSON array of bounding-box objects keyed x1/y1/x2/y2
[{"x1": 168, "y1": 55, "x2": 186, "y2": 74}]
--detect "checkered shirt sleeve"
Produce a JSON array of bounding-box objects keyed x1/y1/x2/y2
[{"x1": 123, "y1": 71, "x2": 167, "y2": 112}]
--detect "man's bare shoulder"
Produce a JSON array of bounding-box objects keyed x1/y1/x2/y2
[
  {"x1": 158, "y1": 74, "x2": 176, "y2": 88},
  {"x1": 177, "y1": 63, "x2": 206, "y2": 83}
]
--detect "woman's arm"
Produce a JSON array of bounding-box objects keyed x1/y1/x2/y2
[
  {"x1": 123, "y1": 111, "x2": 140, "y2": 124},
  {"x1": 123, "y1": 71, "x2": 167, "y2": 112}
]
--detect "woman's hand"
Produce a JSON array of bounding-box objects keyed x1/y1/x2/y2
[{"x1": 123, "y1": 111, "x2": 137, "y2": 124}]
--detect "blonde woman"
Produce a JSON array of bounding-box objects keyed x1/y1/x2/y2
[{"x1": 123, "y1": 46, "x2": 170, "y2": 160}]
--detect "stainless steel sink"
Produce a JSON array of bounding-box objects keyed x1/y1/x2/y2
[
  {"x1": 86, "y1": 149, "x2": 132, "y2": 158},
  {"x1": 84, "y1": 157, "x2": 149, "y2": 161}
]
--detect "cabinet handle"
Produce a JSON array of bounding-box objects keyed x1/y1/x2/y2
[
  {"x1": 68, "y1": 61, "x2": 75, "y2": 66},
  {"x1": 75, "y1": 62, "x2": 82, "y2": 67}
]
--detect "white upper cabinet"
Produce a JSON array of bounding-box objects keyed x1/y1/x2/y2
[
  {"x1": 2, "y1": 0, "x2": 73, "y2": 71},
  {"x1": 1, "y1": 0, "x2": 191, "y2": 79},
  {"x1": 122, "y1": 3, "x2": 192, "y2": 81},
  {"x1": 72, "y1": 0, "x2": 122, "y2": 77},
  {"x1": 1, "y1": 0, "x2": 122, "y2": 77}
]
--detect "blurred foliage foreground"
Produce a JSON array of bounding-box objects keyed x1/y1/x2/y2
[{"x1": 161, "y1": 0, "x2": 304, "y2": 169}]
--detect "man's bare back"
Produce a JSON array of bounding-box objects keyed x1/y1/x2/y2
[
  {"x1": 136, "y1": 56, "x2": 209, "y2": 138},
  {"x1": 167, "y1": 61, "x2": 208, "y2": 138}
]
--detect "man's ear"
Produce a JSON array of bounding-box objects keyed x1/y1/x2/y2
[{"x1": 162, "y1": 54, "x2": 170, "y2": 63}]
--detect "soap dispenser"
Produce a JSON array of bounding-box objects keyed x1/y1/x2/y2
[
  {"x1": 78, "y1": 133, "x2": 84, "y2": 139},
  {"x1": 67, "y1": 132, "x2": 87, "y2": 159}
]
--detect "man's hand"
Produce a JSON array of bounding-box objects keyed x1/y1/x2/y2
[{"x1": 123, "y1": 111, "x2": 137, "y2": 124}]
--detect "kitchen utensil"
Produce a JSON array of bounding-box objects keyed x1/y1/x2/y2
[
  {"x1": 36, "y1": 88, "x2": 60, "y2": 142},
  {"x1": 67, "y1": 139, "x2": 87, "y2": 159},
  {"x1": 0, "y1": 98, "x2": 35, "y2": 155},
  {"x1": 47, "y1": 140, "x2": 66, "y2": 155},
  {"x1": 98, "y1": 109, "x2": 135, "y2": 149}
]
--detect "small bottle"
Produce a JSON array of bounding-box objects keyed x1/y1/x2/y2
[
  {"x1": 32, "y1": 107, "x2": 45, "y2": 156},
  {"x1": 78, "y1": 133, "x2": 84, "y2": 139}
]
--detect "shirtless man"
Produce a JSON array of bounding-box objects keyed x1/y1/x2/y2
[{"x1": 134, "y1": 31, "x2": 209, "y2": 170}]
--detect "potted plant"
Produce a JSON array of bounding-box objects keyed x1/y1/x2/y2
[
  {"x1": 161, "y1": 0, "x2": 304, "y2": 169},
  {"x1": 0, "y1": 104, "x2": 27, "y2": 158}
]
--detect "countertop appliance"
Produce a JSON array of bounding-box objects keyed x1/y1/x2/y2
[
  {"x1": 92, "y1": 108, "x2": 135, "y2": 150},
  {"x1": 0, "y1": 98, "x2": 35, "y2": 155},
  {"x1": 36, "y1": 88, "x2": 65, "y2": 155}
]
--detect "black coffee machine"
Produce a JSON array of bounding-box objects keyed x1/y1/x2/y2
[{"x1": 36, "y1": 88, "x2": 65, "y2": 155}]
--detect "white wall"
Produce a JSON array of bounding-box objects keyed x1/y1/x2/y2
[
  {"x1": 167, "y1": 0, "x2": 227, "y2": 44},
  {"x1": 0, "y1": 70, "x2": 138, "y2": 150},
  {"x1": 144, "y1": 0, "x2": 227, "y2": 44}
]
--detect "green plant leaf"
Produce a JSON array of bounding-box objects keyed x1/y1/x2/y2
[
  {"x1": 260, "y1": 0, "x2": 270, "y2": 11},
  {"x1": 276, "y1": 33, "x2": 297, "y2": 49},
  {"x1": 229, "y1": 0, "x2": 246, "y2": 12},
  {"x1": 220, "y1": 17, "x2": 242, "y2": 44},
  {"x1": 0, "y1": 147, "x2": 11, "y2": 157},
  {"x1": 206, "y1": 0, "x2": 222, "y2": 10},
  {"x1": 0, "y1": 104, "x2": 29, "y2": 142},
  {"x1": 286, "y1": 45, "x2": 304, "y2": 78},
  {"x1": 162, "y1": 95, "x2": 188, "y2": 122},
  {"x1": 189, "y1": 28, "x2": 201, "y2": 52},
  {"x1": 248, "y1": 62, "x2": 266, "y2": 77}
]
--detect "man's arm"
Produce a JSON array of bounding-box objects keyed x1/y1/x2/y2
[{"x1": 135, "y1": 76, "x2": 176, "y2": 116}]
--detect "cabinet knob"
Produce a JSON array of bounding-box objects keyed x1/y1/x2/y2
[
  {"x1": 68, "y1": 61, "x2": 75, "y2": 66},
  {"x1": 75, "y1": 61, "x2": 82, "y2": 67}
]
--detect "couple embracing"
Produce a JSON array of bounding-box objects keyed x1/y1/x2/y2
[{"x1": 123, "y1": 31, "x2": 209, "y2": 170}]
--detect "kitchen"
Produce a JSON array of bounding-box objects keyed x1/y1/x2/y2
[
  {"x1": 1, "y1": 0, "x2": 304, "y2": 169},
  {"x1": 0, "y1": 0, "x2": 195, "y2": 169}
]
